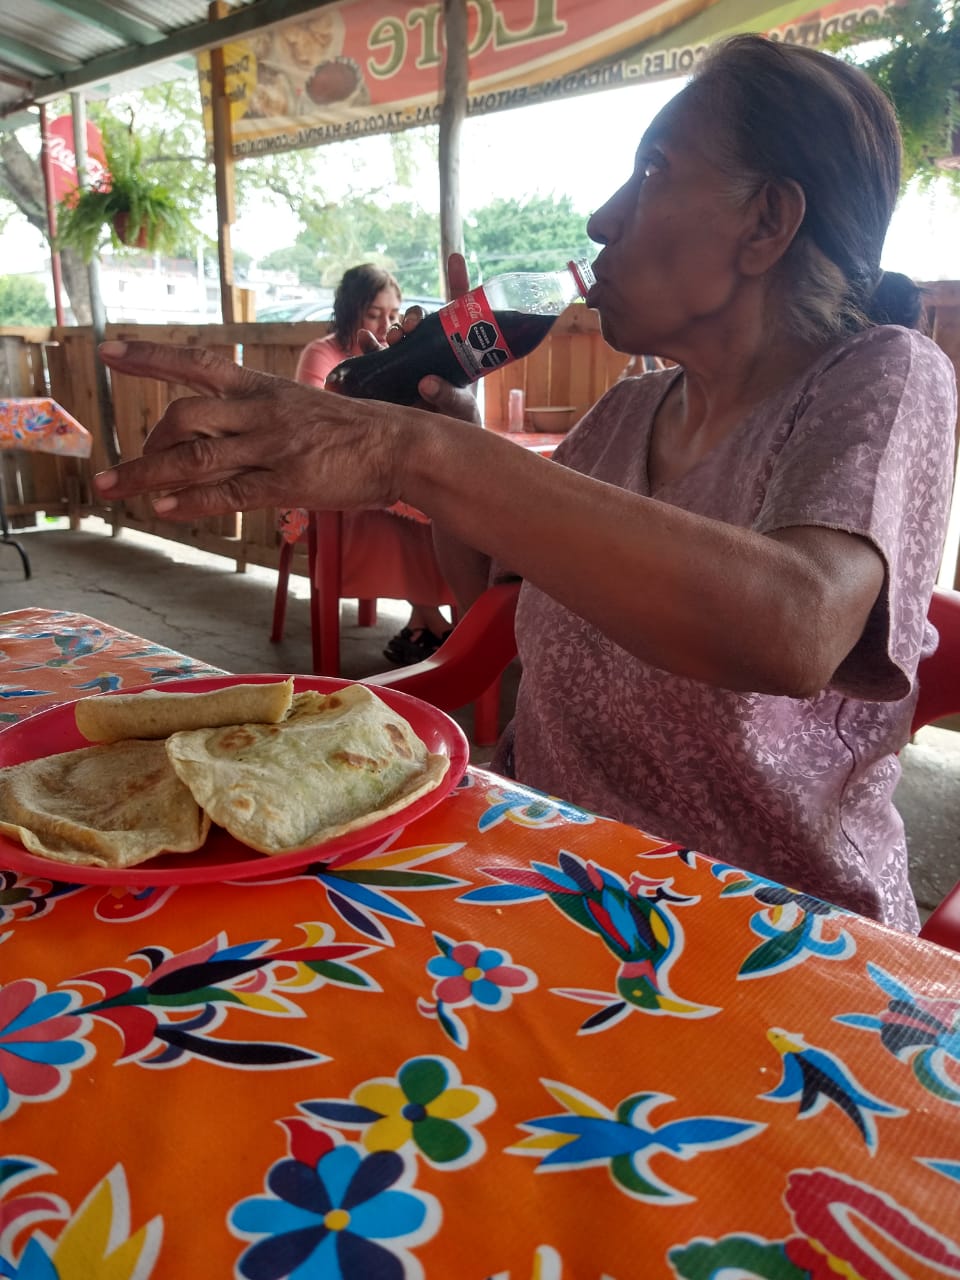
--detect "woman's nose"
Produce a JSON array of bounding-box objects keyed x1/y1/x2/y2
[{"x1": 586, "y1": 183, "x2": 629, "y2": 246}]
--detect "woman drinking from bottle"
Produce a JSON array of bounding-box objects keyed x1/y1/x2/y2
[{"x1": 95, "y1": 36, "x2": 957, "y2": 931}]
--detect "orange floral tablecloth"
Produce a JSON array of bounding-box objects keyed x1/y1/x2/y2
[
  {"x1": 0, "y1": 399, "x2": 92, "y2": 457},
  {"x1": 2, "y1": 607, "x2": 960, "y2": 1279}
]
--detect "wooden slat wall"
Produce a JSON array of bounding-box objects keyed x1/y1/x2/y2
[
  {"x1": 2, "y1": 283, "x2": 959, "y2": 575},
  {"x1": 483, "y1": 304, "x2": 630, "y2": 429}
]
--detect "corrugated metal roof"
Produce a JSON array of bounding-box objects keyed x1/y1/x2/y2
[{"x1": 0, "y1": 0, "x2": 334, "y2": 128}]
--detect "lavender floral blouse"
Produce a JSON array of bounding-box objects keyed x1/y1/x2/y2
[{"x1": 499, "y1": 326, "x2": 958, "y2": 930}]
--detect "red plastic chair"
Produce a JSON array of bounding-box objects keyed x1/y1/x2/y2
[
  {"x1": 366, "y1": 579, "x2": 521, "y2": 747},
  {"x1": 271, "y1": 512, "x2": 383, "y2": 677},
  {"x1": 912, "y1": 587, "x2": 960, "y2": 952},
  {"x1": 273, "y1": 509, "x2": 519, "y2": 746}
]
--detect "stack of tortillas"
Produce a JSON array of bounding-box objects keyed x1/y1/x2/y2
[{"x1": 0, "y1": 680, "x2": 448, "y2": 868}]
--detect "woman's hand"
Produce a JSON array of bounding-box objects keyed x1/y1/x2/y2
[{"x1": 93, "y1": 341, "x2": 418, "y2": 520}]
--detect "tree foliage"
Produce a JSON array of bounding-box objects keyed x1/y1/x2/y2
[
  {"x1": 0, "y1": 274, "x2": 53, "y2": 325},
  {"x1": 827, "y1": 0, "x2": 960, "y2": 191},
  {"x1": 0, "y1": 71, "x2": 597, "y2": 318},
  {"x1": 257, "y1": 191, "x2": 595, "y2": 297},
  {"x1": 464, "y1": 194, "x2": 595, "y2": 279},
  {"x1": 260, "y1": 196, "x2": 444, "y2": 296}
]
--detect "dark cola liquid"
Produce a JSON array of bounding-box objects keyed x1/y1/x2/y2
[{"x1": 327, "y1": 309, "x2": 557, "y2": 405}]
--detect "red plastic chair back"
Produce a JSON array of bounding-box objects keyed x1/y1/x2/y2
[
  {"x1": 365, "y1": 580, "x2": 521, "y2": 731},
  {"x1": 912, "y1": 587, "x2": 960, "y2": 951},
  {"x1": 912, "y1": 587, "x2": 960, "y2": 735}
]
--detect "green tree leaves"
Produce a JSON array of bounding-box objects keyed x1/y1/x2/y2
[
  {"x1": 464, "y1": 193, "x2": 595, "y2": 279},
  {"x1": 0, "y1": 274, "x2": 53, "y2": 325}
]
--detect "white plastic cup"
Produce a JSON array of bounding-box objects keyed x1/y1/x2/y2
[{"x1": 508, "y1": 388, "x2": 525, "y2": 431}]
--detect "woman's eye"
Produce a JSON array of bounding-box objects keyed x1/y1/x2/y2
[{"x1": 639, "y1": 155, "x2": 662, "y2": 182}]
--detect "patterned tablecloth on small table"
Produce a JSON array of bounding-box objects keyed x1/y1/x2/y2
[
  {"x1": 1, "y1": 607, "x2": 959, "y2": 1279},
  {"x1": 0, "y1": 399, "x2": 93, "y2": 459},
  {"x1": 0, "y1": 399, "x2": 94, "y2": 578}
]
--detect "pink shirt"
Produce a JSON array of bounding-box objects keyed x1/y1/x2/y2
[
  {"x1": 295, "y1": 333, "x2": 356, "y2": 388},
  {"x1": 498, "y1": 326, "x2": 958, "y2": 929}
]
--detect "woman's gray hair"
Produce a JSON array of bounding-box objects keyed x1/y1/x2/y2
[{"x1": 689, "y1": 36, "x2": 921, "y2": 338}]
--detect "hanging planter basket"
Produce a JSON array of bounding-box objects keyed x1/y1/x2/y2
[
  {"x1": 54, "y1": 120, "x2": 196, "y2": 262},
  {"x1": 112, "y1": 212, "x2": 150, "y2": 250}
]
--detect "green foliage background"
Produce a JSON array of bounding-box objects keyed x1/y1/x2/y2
[
  {"x1": 0, "y1": 275, "x2": 53, "y2": 325},
  {"x1": 83, "y1": 78, "x2": 595, "y2": 297},
  {"x1": 2, "y1": 73, "x2": 598, "y2": 315}
]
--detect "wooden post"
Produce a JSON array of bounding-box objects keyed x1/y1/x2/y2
[
  {"x1": 209, "y1": 0, "x2": 237, "y2": 324},
  {"x1": 71, "y1": 92, "x2": 120, "y2": 467},
  {"x1": 439, "y1": 0, "x2": 468, "y2": 295},
  {"x1": 37, "y1": 105, "x2": 66, "y2": 327}
]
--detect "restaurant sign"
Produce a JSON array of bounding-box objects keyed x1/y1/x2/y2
[{"x1": 198, "y1": 0, "x2": 888, "y2": 160}]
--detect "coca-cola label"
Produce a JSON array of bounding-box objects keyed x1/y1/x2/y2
[
  {"x1": 439, "y1": 288, "x2": 513, "y2": 382},
  {"x1": 45, "y1": 117, "x2": 111, "y2": 205}
]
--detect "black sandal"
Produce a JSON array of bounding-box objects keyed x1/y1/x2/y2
[{"x1": 383, "y1": 626, "x2": 449, "y2": 665}]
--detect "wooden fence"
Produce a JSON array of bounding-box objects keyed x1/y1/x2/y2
[
  {"x1": 2, "y1": 281, "x2": 960, "y2": 583},
  {"x1": 0, "y1": 305, "x2": 631, "y2": 577}
]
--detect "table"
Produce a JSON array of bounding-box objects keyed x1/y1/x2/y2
[
  {"x1": 0, "y1": 398, "x2": 93, "y2": 580},
  {"x1": 2, "y1": 608, "x2": 959, "y2": 1278}
]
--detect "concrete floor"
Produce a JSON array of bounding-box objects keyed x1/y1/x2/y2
[{"x1": 2, "y1": 517, "x2": 959, "y2": 919}]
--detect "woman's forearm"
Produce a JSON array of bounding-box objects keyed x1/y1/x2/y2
[
  {"x1": 402, "y1": 416, "x2": 883, "y2": 696},
  {"x1": 431, "y1": 525, "x2": 493, "y2": 611}
]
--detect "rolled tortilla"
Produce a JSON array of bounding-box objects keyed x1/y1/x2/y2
[{"x1": 75, "y1": 678, "x2": 295, "y2": 744}]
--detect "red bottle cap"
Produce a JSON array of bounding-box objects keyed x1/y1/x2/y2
[{"x1": 567, "y1": 259, "x2": 596, "y2": 298}]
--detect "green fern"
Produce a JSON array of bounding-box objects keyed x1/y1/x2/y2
[
  {"x1": 55, "y1": 119, "x2": 195, "y2": 261},
  {"x1": 827, "y1": 0, "x2": 960, "y2": 191}
]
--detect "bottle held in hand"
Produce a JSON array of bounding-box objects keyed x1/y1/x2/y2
[{"x1": 326, "y1": 260, "x2": 595, "y2": 405}]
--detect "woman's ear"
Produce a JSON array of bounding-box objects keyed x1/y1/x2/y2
[{"x1": 739, "y1": 178, "x2": 806, "y2": 277}]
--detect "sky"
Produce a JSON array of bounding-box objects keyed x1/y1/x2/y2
[{"x1": 3, "y1": 74, "x2": 959, "y2": 281}]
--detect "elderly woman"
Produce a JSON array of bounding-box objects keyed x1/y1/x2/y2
[{"x1": 95, "y1": 36, "x2": 957, "y2": 931}]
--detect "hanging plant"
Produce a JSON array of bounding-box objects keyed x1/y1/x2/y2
[
  {"x1": 55, "y1": 120, "x2": 196, "y2": 262},
  {"x1": 828, "y1": 0, "x2": 960, "y2": 190}
]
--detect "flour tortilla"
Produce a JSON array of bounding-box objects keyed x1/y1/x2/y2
[
  {"x1": 165, "y1": 684, "x2": 449, "y2": 853},
  {"x1": 75, "y1": 678, "x2": 294, "y2": 743},
  {"x1": 0, "y1": 738, "x2": 210, "y2": 867}
]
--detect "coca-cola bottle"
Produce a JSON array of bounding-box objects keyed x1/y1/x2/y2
[{"x1": 325, "y1": 260, "x2": 595, "y2": 405}]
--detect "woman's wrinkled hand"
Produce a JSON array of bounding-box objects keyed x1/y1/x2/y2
[{"x1": 93, "y1": 340, "x2": 413, "y2": 520}]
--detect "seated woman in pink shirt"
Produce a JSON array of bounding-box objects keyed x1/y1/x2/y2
[
  {"x1": 295, "y1": 264, "x2": 453, "y2": 664},
  {"x1": 296, "y1": 263, "x2": 402, "y2": 386}
]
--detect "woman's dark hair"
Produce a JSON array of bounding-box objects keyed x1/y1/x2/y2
[
  {"x1": 332, "y1": 263, "x2": 401, "y2": 347},
  {"x1": 689, "y1": 36, "x2": 920, "y2": 337}
]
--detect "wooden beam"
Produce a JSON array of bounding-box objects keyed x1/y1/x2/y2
[
  {"x1": 209, "y1": 0, "x2": 236, "y2": 325},
  {"x1": 439, "y1": 0, "x2": 468, "y2": 290}
]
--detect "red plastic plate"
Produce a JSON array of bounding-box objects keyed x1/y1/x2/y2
[{"x1": 0, "y1": 674, "x2": 469, "y2": 886}]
